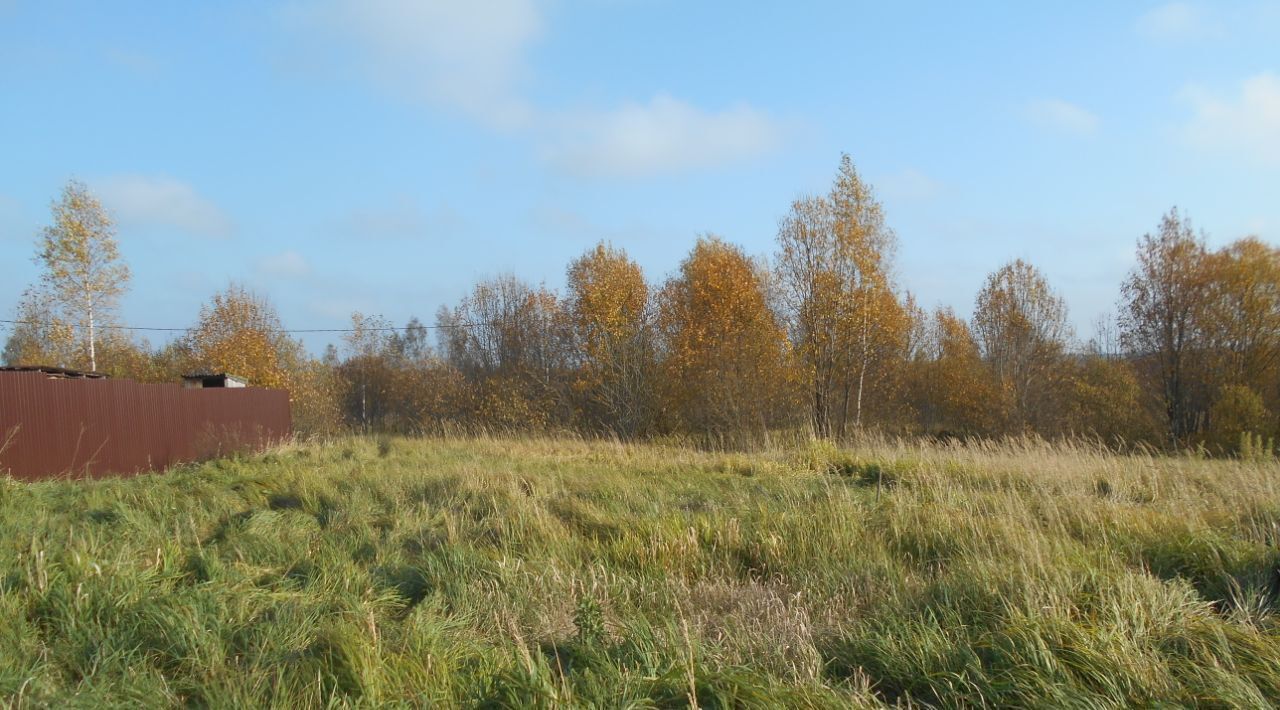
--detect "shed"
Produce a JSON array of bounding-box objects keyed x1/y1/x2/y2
[{"x1": 182, "y1": 372, "x2": 248, "y2": 388}]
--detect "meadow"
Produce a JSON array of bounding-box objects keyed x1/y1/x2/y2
[{"x1": 2, "y1": 435, "x2": 1279, "y2": 707}]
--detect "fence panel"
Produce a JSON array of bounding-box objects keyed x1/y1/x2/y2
[{"x1": 0, "y1": 371, "x2": 291, "y2": 481}]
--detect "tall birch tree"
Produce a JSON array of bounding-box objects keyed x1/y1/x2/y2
[
  {"x1": 32, "y1": 180, "x2": 130, "y2": 372},
  {"x1": 775, "y1": 154, "x2": 903, "y2": 437},
  {"x1": 973, "y1": 259, "x2": 1071, "y2": 433}
]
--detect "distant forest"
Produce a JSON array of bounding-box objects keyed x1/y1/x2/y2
[{"x1": 6, "y1": 156, "x2": 1277, "y2": 453}]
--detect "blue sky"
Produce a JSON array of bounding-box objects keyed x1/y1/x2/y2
[{"x1": 2, "y1": 1, "x2": 1278, "y2": 352}]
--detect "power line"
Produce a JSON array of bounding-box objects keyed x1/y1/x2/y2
[{"x1": 0, "y1": 318, "x2": 480, "y2": 335}]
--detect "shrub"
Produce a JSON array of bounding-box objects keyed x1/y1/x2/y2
[{"x1": 1205, "y1": 385, "x2": 1271, "y2": 456}]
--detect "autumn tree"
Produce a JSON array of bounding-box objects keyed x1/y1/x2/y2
[
  {"x1": 182, "y1": 284, "x2": 302, "y2": 390},
  {"x1": 658, "y1": 236, "x2": 798, "y2": 442},
  {"x1": 1199, "y1": 237, "x2": 1280, "y2": 406},
  {"x1": 775, "y1": 154, "x2": 907, "y2": 438},
  {"x1": 388, "y1": 316, "x2": 432, "y2": 363},
  {"x1": 11, "y1": 180, "x2": 131, "y2": 372},
  {"x1": 1064, "y1": 356, "x2": 1158, "y2": 446},
  {"x1": 2, "y1": 288, "x2": 77, "y2": 367},
  {"x1": 436, "y1": 275, "x2": 572, "y2": 429},
  {"x1": 289, "y1": 356, "x2": 343, "y2": 436},
  {"x1": 338, "y1": 312, "x2": 397, "y2": 431},
  {"x1": 1119, "y1": 209, "x2": 1211, "y2": 445},
  {"x1": 564, "y1": 242, "x2": 656, "y2": 437},
  {"x1": 972, "y1": 259, "x2": 1071, "y2": 433},
  {"x1": 906, "y1": 307, "x2": 1000, "y2": 437}
]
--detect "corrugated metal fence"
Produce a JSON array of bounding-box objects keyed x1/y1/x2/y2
[{"x1": 0, "y1": 371, "x2": 291, "y2": 481}]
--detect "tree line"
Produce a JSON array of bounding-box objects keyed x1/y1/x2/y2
[{"x1": 6, "y1": 162, "x2": 1280, "y2": 453}]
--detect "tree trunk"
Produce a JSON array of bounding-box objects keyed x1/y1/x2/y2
[
  {"x1": 87, "y1": 303, "x2": 97, "y2": 372},
  {"x1": 855, "y1": 288, "x2": 877, "y2": 430},
  {"x1": 855, "y1": 300, "x2": 870, "y2": 429}
]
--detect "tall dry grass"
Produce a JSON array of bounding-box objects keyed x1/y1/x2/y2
[{"x1": 1, "y1": 434, "x2": 1278, "y2": 706}]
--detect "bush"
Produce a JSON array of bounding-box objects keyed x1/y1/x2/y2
[{"x1": 1205, "y1": 385, "x2": 1271, "y2": 456}]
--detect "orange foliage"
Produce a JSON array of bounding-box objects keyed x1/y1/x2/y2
[
  {"x1": 658, "y1": 236, "x2": 798, "y2": 440},
  {"x1": 565, "y1": 242, "x2": 655, "y2": 435},
  {"x1": 183, "y1": 284, "x2": 302, "y2": 391}
]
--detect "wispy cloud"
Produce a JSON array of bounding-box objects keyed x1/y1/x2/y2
[
  {"x1": 544, "y1": 95, "x2": 780, "y2": 177},
  {"x1": 285, "y1": 2, "x2": 781, "y2": 177},
  {"x1": 1136, "y1": 2, "x2": 1224, "y2": 42},
  {"x1": 877, "y1": 168, "x2": 944, "y2": 203},
  {"x1": 1023, "y1": 98, "x2": 1100, "y2": 136},
  {"x1": 294, "y1": 0, "x2": 541, "y2": 129},
  {"x1": 95, "y1": 175, "x2": 234, "y2": 238},
  {"x1": 1245, "y1": 217, "x2": 1270, "y2": 236},
  {"x1": 256, "y1": 250, "x2": 311, "y2": 279},
  {"x1": 307, "y1": 296, "x2": 375, "y2": 322},
  {"x1": 1179, "y1": 72, "x2": 1280, "y2": 166},
  {"x1": 334, "y1": 197, "x2": 462, "y2": 240}
]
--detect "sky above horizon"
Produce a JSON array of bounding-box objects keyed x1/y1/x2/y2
[{"x1": 2, "y1": 1, "x2": 1278, "y2": 353}]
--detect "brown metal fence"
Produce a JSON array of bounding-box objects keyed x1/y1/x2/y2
[{"x1": 0, "y1": 371, "x2": 291, "y2": 481}]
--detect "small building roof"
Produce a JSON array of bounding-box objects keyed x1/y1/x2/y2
[
  {"x1": 0, "y1": 365, "x2": 109, "y2": 380},
  {"x1": 182, "y1": 372, "x2": 248, "y2": 387}
]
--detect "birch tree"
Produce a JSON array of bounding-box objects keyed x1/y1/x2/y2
[
  {"x1": 341, "y1": 312, "x2": 396, "y2": 432},
  {"x1": 436, "y1": 275, "x2": 572, "y2": 428},
  {"x1": 907, "y1": 307, "x2": 1001, "y2": 437},
  {"x1": 31, "y1": 180, "x2": 130, "y2": 372},
  {"x1": 1199, "y1": 237, "x2": 1280, "y2": 402},
  {"x1": 565, "y1": 242, "x2": 655, "y2": 437},
  {"x1": 183, "y1": 284, "x2": 302, "y2": 389},
  {"x1": 658, "y1": 236, "x2": 798, "y2": 442},
  {"x1": 973, "y1": 259, "x2": 1071, "y2": 433},
  {"x1": 2, "y1": 288, "x2": 77, "y2": 367},
  {"x1": 775, "y1": 154, "x2": 904, "y2": 437}
]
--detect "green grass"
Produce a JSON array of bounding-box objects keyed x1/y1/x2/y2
[{"x1": 2, "y1": 435, "x2": 1280, "y2": 707}]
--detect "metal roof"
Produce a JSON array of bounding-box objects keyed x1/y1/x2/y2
[
  {"x1": 181, "y1": 372, "x2": 249, "y2": 386},
  {"x1": 0, "y1": 365, "x2": 109, "y2": 379}
]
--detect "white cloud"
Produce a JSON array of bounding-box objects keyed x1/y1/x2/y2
[
  {"x1": 1137, "y1": 2, "x2": 1224, "y2": 42},
  {"x1": 1245, "y1": 217, "x2": 1270, "y2": 236},
  {"x1": 297, "y1": 0, "x2": 541, "y2": 129},
  {"x1": 95, "y1": 175, "x2": 234, "y2": 238},
  {"x1": 335, "y1": 197, "x2": 461, "y2": 240},
  {"x1": 286, "y1": 2, "x2": 784, "y2": 177},
  {"x1": 257, "y1": 250, "x2": 311, "y2": 279},
  {"x1": 544, "y1": 95, "x2": 780, "y2": 177},
  {"x1": 1179, "y1": 72, "x2": 1280, "y2": 166},
  {"x1": 877, "y1": 168, "x2": 944, "y2": 203},
  {"x1": 307, "y1": 296, "x2": 372, "y2": 321},
  {"x1": 1023, "y1": 99, "x2": 1100, "y2": 136}
]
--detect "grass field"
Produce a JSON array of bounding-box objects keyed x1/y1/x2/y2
[{"x1": 2, "y1": 436, "x2": 1280, "y2": 707}]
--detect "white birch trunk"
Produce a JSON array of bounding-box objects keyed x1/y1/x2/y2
[{"x1": 87, "y1": 302, "x2": 97, "y2": 372}]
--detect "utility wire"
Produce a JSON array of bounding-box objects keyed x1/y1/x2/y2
[{"x1": 0, "y1": 318, "x2": 479, "y2": 334}]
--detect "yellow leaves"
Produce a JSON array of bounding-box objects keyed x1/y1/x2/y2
[
  {"x1": 184, "y1": 284, "x2": 300, "y2": 390},
  {"x1": 775, "y1": 155, "x2": 909, "y2": 434},
  {"x1": 24, "y1": 180, "x2": 131, "y2": 371},
  {"x1": 971, "y1": 259, "x2": 1070, "y2": 432},
  {"x1": 1118, "y1": 210, "x2": 1280, "y2": 444},
  {"x1": 1199, "y1": 237, "x2": 1280, "y2": 389},
  {"x1": 564, "y1": 243, "x2": 652, "y2": 418},
  {"x1": 658, "y1": 236, "x2": 797, "y2": 434}
]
